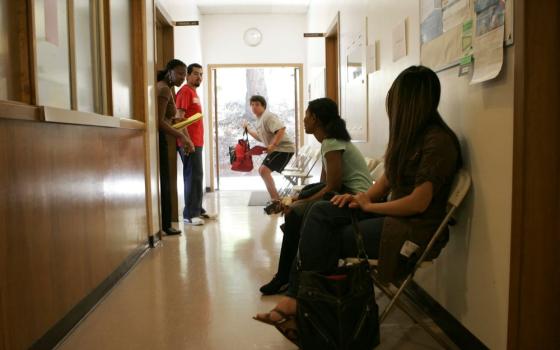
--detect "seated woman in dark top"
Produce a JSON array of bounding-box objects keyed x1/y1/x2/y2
[{"x1": 253, "y1": 65, "x2": 462, "y2": 344}]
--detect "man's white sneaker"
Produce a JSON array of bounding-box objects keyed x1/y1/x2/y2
[{"x1": 184, "y1": 217, "x2": 204, "y2": 226}]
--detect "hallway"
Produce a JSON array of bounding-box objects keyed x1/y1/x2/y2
[{"x1": 56, "y1": 191, "x2": 442, "y2": 350}]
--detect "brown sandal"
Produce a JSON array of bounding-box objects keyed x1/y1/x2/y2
[{"x1": 253, "y1": 308, "x2": 299, "y2": 346}]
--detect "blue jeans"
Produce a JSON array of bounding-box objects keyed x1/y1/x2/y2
[
  {"x1": 178, "y1": 146, "x2": 204, "y2": 220},
  {"x1": 287, "y1": 200, "x2": 384, "y2": 297}
]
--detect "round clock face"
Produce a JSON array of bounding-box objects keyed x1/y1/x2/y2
[{"x1": 244, "y1": 28, "x2": 262, "y2": 47}]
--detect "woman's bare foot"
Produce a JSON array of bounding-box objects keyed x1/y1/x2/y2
[{"x1": 254, "y1": 296, "x2": 297, "y2": 322}]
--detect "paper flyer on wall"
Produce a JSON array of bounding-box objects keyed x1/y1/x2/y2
[
  {"x1": 442, "y1": 0, "x2": 470, "y2": 32},
  {"x1": 475, "y1": 0, "x2": 505, "y2": 36},
  {"x1": 420, "y1": 0, "x2": 443, "y2": 44},
  {"x1": 421, "y1": 0, "x2": 442, "y2": 22},
  {"x1": 471, "y1": 25, "x2": 504, "y2": 84},
  {"x1": 470, "y1": 0, "x2": 505, "y2": 84},
  {"x1": 392, "y1": 20, "x2": 407, "y2": 61}
]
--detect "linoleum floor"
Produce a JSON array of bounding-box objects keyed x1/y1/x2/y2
[{"x1": 57, "y1": 191, "x2": 443, "y2": 350}]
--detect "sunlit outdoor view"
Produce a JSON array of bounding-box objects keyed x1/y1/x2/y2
[{"x1": 214, "y1": 67, "x2": 299, "y2": 190}]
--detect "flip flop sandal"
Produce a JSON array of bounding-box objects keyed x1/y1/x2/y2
[
  {"x1": 253, "y1": 308, "x2": 290, "y2": 326},
  {"x1": 253, "y1": 308, "x2": 299, "y2": 347},
  {"x1": 274, "y1": 315, "x2": 299, "y2": 347}
]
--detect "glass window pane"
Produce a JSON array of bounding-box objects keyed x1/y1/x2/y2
[
  {"x1": 34, "y1": 0, "x2": 71, "y2": 109},
  {"x1": 110, "y1": 0, "x2": 133, "y2": 118},
  {"x1": 73, "y1": 0, "x2": 95, "y2": 112}
]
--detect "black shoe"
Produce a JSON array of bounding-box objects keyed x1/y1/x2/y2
[
  {"x1": 264, "y1": 200, "x2": 284, "y2": 215},
  {"x1": 260, "y1": 275, "x2": 289, "y2": 295},
  {"x1": 164, "y1": 227, "x2": 181, "y2": 236}
]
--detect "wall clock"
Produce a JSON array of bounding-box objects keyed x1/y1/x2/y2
[{"x1": 243, "y1": 28, "x2": 262, "y2": 47}]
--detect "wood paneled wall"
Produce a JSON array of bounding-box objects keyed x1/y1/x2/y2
[{"x1": 0, "y1": 118, "x2": 148, "y2": 350}]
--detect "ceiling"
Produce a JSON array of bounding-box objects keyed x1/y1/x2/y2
[{"x1": 194, "y1": 0, "x2": 310, "y2": 14}]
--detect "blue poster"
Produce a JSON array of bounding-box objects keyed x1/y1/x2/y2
[
  {"x1": 476, "y1": 2, "x2": 505, "y2": 36},
  {"x1": 475, "y1": 0, "x2": 500, "y2": 13},
  {"x1": 421, "y1": 9, "x2": 443, "y2": 44}
]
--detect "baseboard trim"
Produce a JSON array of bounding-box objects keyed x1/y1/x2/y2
[
  {"x1": 149, "y1": 232, "x2": 162, "y2": 248},
  {"x1": 30, "y1": 242, "x2": 150, "y2": 350},
  {"x1": 405, "y1": 281, "x2": 489, "y2": 350}
]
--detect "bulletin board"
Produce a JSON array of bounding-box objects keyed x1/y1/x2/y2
[{"x1": 420, "y1": 0, "x2": 513, "y2": 74}]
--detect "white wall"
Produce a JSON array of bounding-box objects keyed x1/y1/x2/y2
[
  {"x1": 306, "y1": 0, "x2": 513, "y2": 349},
  {"x1": 201, "y1": 13, "x2": 305, "y2": 186},
  {"x1": 200, "y1": 13, "x2": 306, "y2": 65},
  {"x1": 154, "y1": 6, "x2": 306, "y2": 195}
]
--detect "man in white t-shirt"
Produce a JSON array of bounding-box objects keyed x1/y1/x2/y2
[{"x1": 243, "y1": 95, "x2": 295, "y2": 201}]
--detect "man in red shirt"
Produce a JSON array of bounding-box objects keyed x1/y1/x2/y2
[{"x1": 175, "y1": 63, "x2": 215, "y2": 225}]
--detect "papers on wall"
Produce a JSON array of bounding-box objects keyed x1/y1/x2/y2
[
  {"x1": 462, "y1": 19, "x2": 474, "y2": 56},
  {"x1": 421, "y1": 9, "x2": 443, "y2": 44},
  {"x1": 420, "y1": 0, "x2": 508, "y2": 84},
  {"x1": 421, "y1": 24, "x2": 463, "y2": 70},
  {"x1": 471, "y1": 0, "x2": 505, "y2": 83},
  {"x1": 421, "y1": 0, "x2": 441, "y2": 22},
  {"x1": 420, "y1": 0, "x2": 465, "y2": 70},
  {"x1": 442, "y1": 0, "x2": 470, "y2": 32},
  {"x1": 392, "y1": 19, "x2": 407, "y2": 61},
  {"x1": 309, "y1": 67, "x2": 325, "y2": 100},
  {"x1": 475, "y1": 0, "x2": 505, "y2": 36},
  {"x1": 458, "y1": 19, "x2": 474, "y2": 76}
]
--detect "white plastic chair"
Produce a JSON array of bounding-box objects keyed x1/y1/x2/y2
[{"x1": 281, "y1": 146, "x2": 320, "y2": 186}]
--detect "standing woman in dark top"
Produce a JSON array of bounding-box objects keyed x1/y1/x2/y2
[
  {"x1": 254, "y1": 66, "x2": 462, "y2": 342},
  {"x1": 156, "y1": 59, "x2": 191, "y2": 236}
]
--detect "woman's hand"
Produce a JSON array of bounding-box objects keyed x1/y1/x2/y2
[
  {"x1": 242, "y1": 120, "x2": 249, "y2": 130},
  {"x1": 330, "y1": 193, "x2": 354, "y2": 208},
  {"x1": 349, "y1": 192, "x2": 370, "y2": 210}
]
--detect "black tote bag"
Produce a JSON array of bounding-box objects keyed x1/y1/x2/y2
[{"x1": 296, "y1": 211, "x2": 380, "y2": 350}]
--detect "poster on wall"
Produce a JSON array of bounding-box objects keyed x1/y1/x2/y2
[
  {"x1": 471, "y1": 0, "x2": 505, "y2": 83},
  {"x1": 308, "y1": 67, "x2": 325, "y2": 101},
  {"x1": 420, "y1": 0, "x2": 466, "y2": 70},
  {"x1": 420, "y1": 0, "x2": 510, "y2": 81},
  {"x1": 344, "y1": 18, "x2": 368, "y2": 143},
  {"x1": 392, "y1": 19, "x2": 407, "y2": 61}
]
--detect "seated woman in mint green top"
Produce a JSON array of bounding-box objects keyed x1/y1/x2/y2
[
  {"x1": 320, "y1": 138, "x2": 372, "y2": 194},
  {"x1": 257, "y1": 98, "x2": 372, "y2": 296}
]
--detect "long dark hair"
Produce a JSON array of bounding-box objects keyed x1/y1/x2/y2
[
  {"x1": 157, "y1": 59, "x2": 187, "y2": 82},
  {"x1": 307, "y1": 98, "x2": 351, "y2": 141},
  {"x1": 385, "y1": 65, "x2": 461, "y2": 184}
]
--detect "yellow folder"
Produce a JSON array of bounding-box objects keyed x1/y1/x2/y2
[{"x1": 173, "y1": 113, "x2": 202, "y2": 129}]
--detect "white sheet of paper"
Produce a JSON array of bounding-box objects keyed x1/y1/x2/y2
[
  {"x1": 443, "y1": 0, "x2": 469, "y2": 32},
  {"x1": 392, "y1": 19, "x2": 407, "y2": 62},
  {"x1": 471, "y1": 25, "x2": 504, "y2": 84}
]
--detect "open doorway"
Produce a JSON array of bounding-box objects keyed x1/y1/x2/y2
[{"x1": 208, "y1": 64, "x2": 303, "y2": 191}]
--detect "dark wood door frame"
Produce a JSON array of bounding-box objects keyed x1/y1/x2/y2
[
  {"x1": 155, "y1": 6, "x2": 179, "y2": 222},
  {"x1": 507, "y1": 0, "x2": 560, "y2": 349},
  {"x1": 325, "y1": 12, "x2": 340, "y2": 108}
]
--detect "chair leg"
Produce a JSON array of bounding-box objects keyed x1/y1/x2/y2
[
  {"x1": 379, "y1": 273, "x2": 414, "y2": 322},
  {"x1": 373, "y1": 274, "x2": 458, "y2": 349}
]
